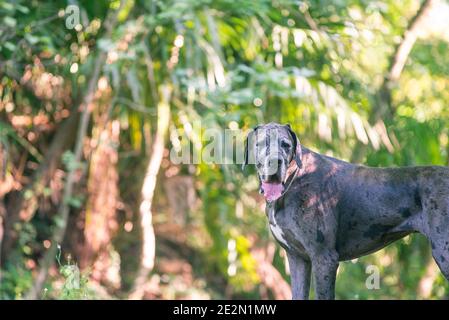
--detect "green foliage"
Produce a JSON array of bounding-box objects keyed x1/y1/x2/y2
[
  {"x1": 0, "y1": 223, "x2": 37, "y2": 299},
  {"x1": 0, "y1": 263, "x2": 33, "y2": 300},
  {"x1": 54, "y1": 247, "x2": 92, "y2": 300},
  {"x1": 2, "y1": 0, "x2": 449, "y2": 300}
]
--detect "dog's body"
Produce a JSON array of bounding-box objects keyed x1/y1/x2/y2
[{"x1": 244, "y1": 123, "x2": 449, "y2": 299}]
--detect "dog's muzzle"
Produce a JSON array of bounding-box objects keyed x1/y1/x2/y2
[
  {"x1": 260, "y1": 156, "x2": 286, "y2": 202},
  {"x1": 260, "y1": 157, "x2": 284, "y2": 181}
]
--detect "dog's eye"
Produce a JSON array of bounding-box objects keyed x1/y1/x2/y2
[{"x1": 281, "y1": 141, "x2": 290, "y2": 149}]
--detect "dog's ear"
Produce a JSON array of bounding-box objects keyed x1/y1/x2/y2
[
  {"x1": 242, "y1": 125, "x2": 259, "y2": 170},
  {"x1": 285, "y1": 124, "x2": 302, "y2": 168}
]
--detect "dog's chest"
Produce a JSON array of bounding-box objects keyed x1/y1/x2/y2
[{"x1": 266, "y1": 203, "x2": 290, "y2": 249}]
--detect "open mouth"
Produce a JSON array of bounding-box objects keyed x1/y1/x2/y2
[{"x1": 261, "y1": 181, "x2": 284, "y2": 202}]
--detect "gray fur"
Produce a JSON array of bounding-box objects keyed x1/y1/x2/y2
[{"x1": 245, "y1": 122, "x2": 449, "y2": 299}]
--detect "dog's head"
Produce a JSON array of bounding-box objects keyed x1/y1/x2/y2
[{"x1": 243, "y1": 123, "x2": 302, "y2": 202}]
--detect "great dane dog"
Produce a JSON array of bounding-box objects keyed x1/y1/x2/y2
[{"x1": 243, "y1": 122, "x2": 449, "y2": 299}]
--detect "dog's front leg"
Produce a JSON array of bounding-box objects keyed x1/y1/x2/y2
[
  {"x1": 287, "y1": 252, "x2": 311, "y2": 300},
  {"x1": 312, "y1": 251, "x2": 339, "y2": 300}
]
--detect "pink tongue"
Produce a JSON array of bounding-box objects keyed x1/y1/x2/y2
[{"x1": 261, "y1": 182, "x2": 284, "y2": 202}]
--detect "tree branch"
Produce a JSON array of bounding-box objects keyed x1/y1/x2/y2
[
  {"x1": 351, "y1": 0, "x2": 439, "y2": 163},
  {"x1": 388, "y1": 0, "x2": 439, "y2": 83},
  {"x1": 129, "y1": 84, "x2": 171, "y2": 299}
]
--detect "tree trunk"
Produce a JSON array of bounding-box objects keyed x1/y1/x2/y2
[
  {"x1": 129, "y1": 85, "x2": 171, "y2": 299},
  {"x1": 82, "y1": 115, "x2": 120, "y2": 288},
  {"x1": 0, "y1": 141, "x2": 8, "y2": 270},
  {"x1": 251, "y1": 245, "x2": 292, "y2": 300},
  {"x1": 417, "y1": 258, "x2": 439, "y2": 299}
]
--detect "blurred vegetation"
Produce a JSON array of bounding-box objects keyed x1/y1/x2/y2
[{"x1": 1, "y1": 0, "x2": 449, "y2": 299}]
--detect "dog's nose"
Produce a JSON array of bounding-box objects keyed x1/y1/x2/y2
[
  {"x1": 261, "y1": 173, "x2": 282, "y2": 183},
  {"x1": 264, "y1": 157, "x2": 282, "y2": 174},
  {"x1": 261, "y1": 157, "x2": 283, "y2": 182}
]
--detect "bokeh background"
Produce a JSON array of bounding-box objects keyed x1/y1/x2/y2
[{"x1": 1, "y1": 0, "x2": 449, "y2": 299}]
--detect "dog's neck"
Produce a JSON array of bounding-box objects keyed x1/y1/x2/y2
[
  {"x1": 286, "y1": 144, "x2": 304, "y2": 176},
  {"x1": 296, "y1": 146, "x2": 312, "y2": 175},
  {"x1": 272, "y1": 146, "x2": 305, "y2": 200},
  {"x1": 286, "y1": 155, "x2": 300, "y2": 177},
  {"x1": 296, "y1": 146, "x2": 350, "y2": 178}
]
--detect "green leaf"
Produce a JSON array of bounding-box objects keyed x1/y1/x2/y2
[
  {"x1": 3, "y1": 42, "x2": 16, "y2": 52},
  {"x1": 3, "y1": 17, "x2": 16, "y2": 27}
]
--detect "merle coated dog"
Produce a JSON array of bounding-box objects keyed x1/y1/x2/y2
[{"x1": 243, "y1": 122, "x2": 449, "y2": 299}]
